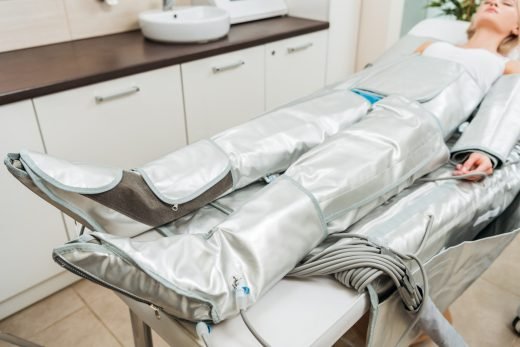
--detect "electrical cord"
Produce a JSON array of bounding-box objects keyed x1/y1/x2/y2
[
  {"x1": 196, "y1": 287, "x2": 272, "y2": 347},
  {"x1": 200, "y1": 218, "x2": 435, "y2": 346},
  {"x1": 235, "y1": 282, "x2": 271, "y2": 347},
  {"x1": 196, "y1": 322, "x2": 212, "y2": 347},
  {"x1": 289, "y1": 232, "x2": 435, "y2": 344},
  {"x1": 289, "y1": 234, "x2": 428, "y2": 312},
  {"x1": 418, "y1": 171, "x2": 488, "y2": 182},
  {"x1": 394, "y1": 252, "x2": 429, "y2": 346}
]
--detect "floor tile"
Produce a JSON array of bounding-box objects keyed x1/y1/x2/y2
[
  {"x1": 411, "y1": 341, "x2": 437, "y2": 347},
  {"x1": 73, "y1": 280, "x2": 191, "y2": 347},
  {"x1": 82, "y1": 289, "x2": 134, "y2": 347},
  {"x1": 29, "y1": 307, "x2": 121, "y2": 347},
  {"x1": 72, "y1": 278, "x2": 113, "y2": 304},
  {"x1": 333, "y1": 312, "x2": 367, "y2": 347},
  {"x1": 481, "y1": 234, "x2": 520, "y2": 296},
  {"x1": 451, "y1": 277, "x2": 519, "y2": 347},
  {"x1": 0, "y1": 287, "x2": 84, "y2": 340},
  {"x1": 152, "y1": 331, "x2": 171, "y2": 347}
]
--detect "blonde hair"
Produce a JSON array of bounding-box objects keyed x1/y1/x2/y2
[{"x1": 467, "y1": 4, "x2": 520, "y2": 56}]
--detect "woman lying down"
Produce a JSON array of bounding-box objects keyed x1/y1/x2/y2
[{"x1": 421, "y1": 0, "x2": 520, "y2": 180}]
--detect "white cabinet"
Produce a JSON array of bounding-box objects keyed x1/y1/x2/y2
[
  {"x1": 182, "y1": 46, "x2": 265, "y2": 143},
  {"x1": 286, "y1": 0, "x2": 361, "y2": 84},
  {"x1": 33, "y1": 66, "x2": 187, "y2": 168},
  {"x1": 0, "y1": 101, "x2": 72, "y2": 318},
  {"x1": 265, "y1": 31, "x2": 328, "y2": 110}
]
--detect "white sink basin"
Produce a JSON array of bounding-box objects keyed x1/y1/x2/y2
[{"x1": 139, "y1": 6, "x2": 230, "y2": 44}]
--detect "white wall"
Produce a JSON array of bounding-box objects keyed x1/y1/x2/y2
[
  {"x1": 355, "y1": 0, "x2": 405, "y2": 70},
  {"x1": 287, "y1": 0, "x2": 362, "y2": 84},
  {"x1": 400, "y1": 0, "x2": 429, "y2": 36},
  {"x1": 326, "y1": 0, "x2": 362, "y2": 84},
  {"x1": 286, "y1": 0, "x2": 330, "y2": 21},
  {"x1": 0, "y1": 0, "x2": 191, "y2": 53}
]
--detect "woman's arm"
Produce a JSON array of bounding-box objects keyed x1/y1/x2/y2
[
  {"x1": 415, "y1": 41, "x2": 433, "y2": 54},
  {"x1": 505, "y1": 60, "x2": 520, "y2": 74}
]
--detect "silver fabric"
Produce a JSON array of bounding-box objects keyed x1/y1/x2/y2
[
  {"x1": 287, "y1": 95, "x2": 448, "y2": 228},
  {"x1": 32, "y1": 26, "x2": 520, "y2": 344},
  {"x1": 20, "y1": 149, "x2": 122, "y2": 193},
  {"x1": 334, "y1": 54, "x2": 484, "y2": 138},
  {"x1": 420, "y1": 64, "x2": 483, "y2": 139},
  {"x1": 372, "y1": 35, "x2": 433, "y2": 67},
  {"x1": 313, "y1": 144, "x2": 520, "y2": 261},
  {"x1": 52, "y1": 95, "x2": 450, "y2": 323},
  {"x1": 212, "y1": 89, "x2": 369, "y2": 189},
  {"x1": 368, "y1": 230, "x2": 519, "y2": 347},
  {"x1": 304, "y1": 146, "x2": 520, "y2": 346},
  {"x1": 136, "y1": 139, "x2": 231, "y2": 205},
  {"x1": 9, "y1": 88, "x2": 368, "y2": 237},
  {"x1": 352, "y1": 55, "x2": 463, "y2": 103},
  {"x1": 16, "y1": 154, "x2": 152, "y2": 237},
  {"x1": 452, "y1": 75, "x2": 520, "y2": 167},
  {"x1": 9, "y1": 44, "x2": 483, "y2": 238},
  {"x1": 54, "y1": 176, "x2": 326, "y2": 323},
  {"x1": 159, "y1": 183, "x2": 266, "y2": 236},
  {"x1": 45, "y1": 184, "x2": 152, "y2": 237}
]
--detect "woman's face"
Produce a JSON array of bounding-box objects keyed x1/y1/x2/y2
[{"x1": 473, "y1": 0, "x2": 519, "y2": 36}]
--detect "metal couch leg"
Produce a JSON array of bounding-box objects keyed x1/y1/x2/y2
[{"x1": 129, "y1": 309, "x2": 153, "y2": 347}]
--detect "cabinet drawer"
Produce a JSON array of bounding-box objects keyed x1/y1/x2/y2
[
  {"x1": 182, "y1": 46, "x2": 265, "y2": 143},
  {"x1": 265, "y1": 30, "x2": 328, "y2": 110},
  {"x1": 34, "y1": 66, "x2": 187, "y2": 168},
  {"x1": 0, "y1": 101, "x2": 69, "y2": 304}
]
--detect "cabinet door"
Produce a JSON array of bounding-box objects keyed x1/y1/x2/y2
[
  {"x1": 265, "y1": 30, "x2": 328, "y2": 110},
  {"x1": 34, "y1": 66, "x2": 187, "y2": 168},
  {"x1": 182, "y1": 46, "x2": 265, "y2": 143},
  {"x1": 0, "y1": 100, "x2": 69, "y2": 303}
]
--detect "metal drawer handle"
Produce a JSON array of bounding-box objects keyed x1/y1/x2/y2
[
  {"x1": 95, "y1": 86, "x2": 140, "y2": 103},
  {"x1": 212, "y1": 60, "x2": 245, "y2": 73},
  {"x1": 287, "y1": 42, "x2": 313, "y2": 54}
]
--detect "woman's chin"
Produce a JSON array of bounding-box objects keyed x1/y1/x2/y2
[{"x1": 474, "y1": 16, "x2": 514, "y2": 36}]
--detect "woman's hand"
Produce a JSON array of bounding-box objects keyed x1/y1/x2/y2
[{"x1": 453, "y1": 152, "x2": 494, "y2": 181}]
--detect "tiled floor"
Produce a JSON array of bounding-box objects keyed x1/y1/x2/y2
[{"x1": 1, "y1": 235, "x2": 519, "y2": 347}]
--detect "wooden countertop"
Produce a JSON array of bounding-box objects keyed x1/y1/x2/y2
[{"x1": 0, "y1": 16, "x2": 328, "y2": 106}]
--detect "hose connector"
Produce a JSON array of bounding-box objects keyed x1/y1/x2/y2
[
  {"x1": 235, "y1": 279, "x2": 251, "y2": 311},
  {"x1": 196, "y1": 322, "x2": 212, "y2": 347}
]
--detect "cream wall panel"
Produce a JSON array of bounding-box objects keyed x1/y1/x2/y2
[
  {"x1": 286, "y1": 0, "x2": 330, "y2": 21},
  {"x1": 356, "y1": 0, "x2": 405, "y2": 71},
  {"x1": 326, "y1": 0, "x2": 361, "y2": 84},
  {"x1": 0, "y1": 0, "x2": 193, "y2": 53},
  {"x1": 64, "y1": 0, "x2": 192, "y2": 40},
  {"x1": 286, "y1": 0, "x2": 361, "y2": 84},
  {"x1": 64, "y1": 0, "x2": 161, "y2": 40},
  {"x1": 0, "y1": 0, "x2": 71, "y2": 53}
]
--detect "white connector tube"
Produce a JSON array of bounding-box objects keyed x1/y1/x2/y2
[{"x1": 196, "y1": 322, "x2": 212, "y2": 347}]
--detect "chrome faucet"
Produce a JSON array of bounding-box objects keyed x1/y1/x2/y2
[{"x1": 163, "y1": 0, "x2": 174, "y2": 11}]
